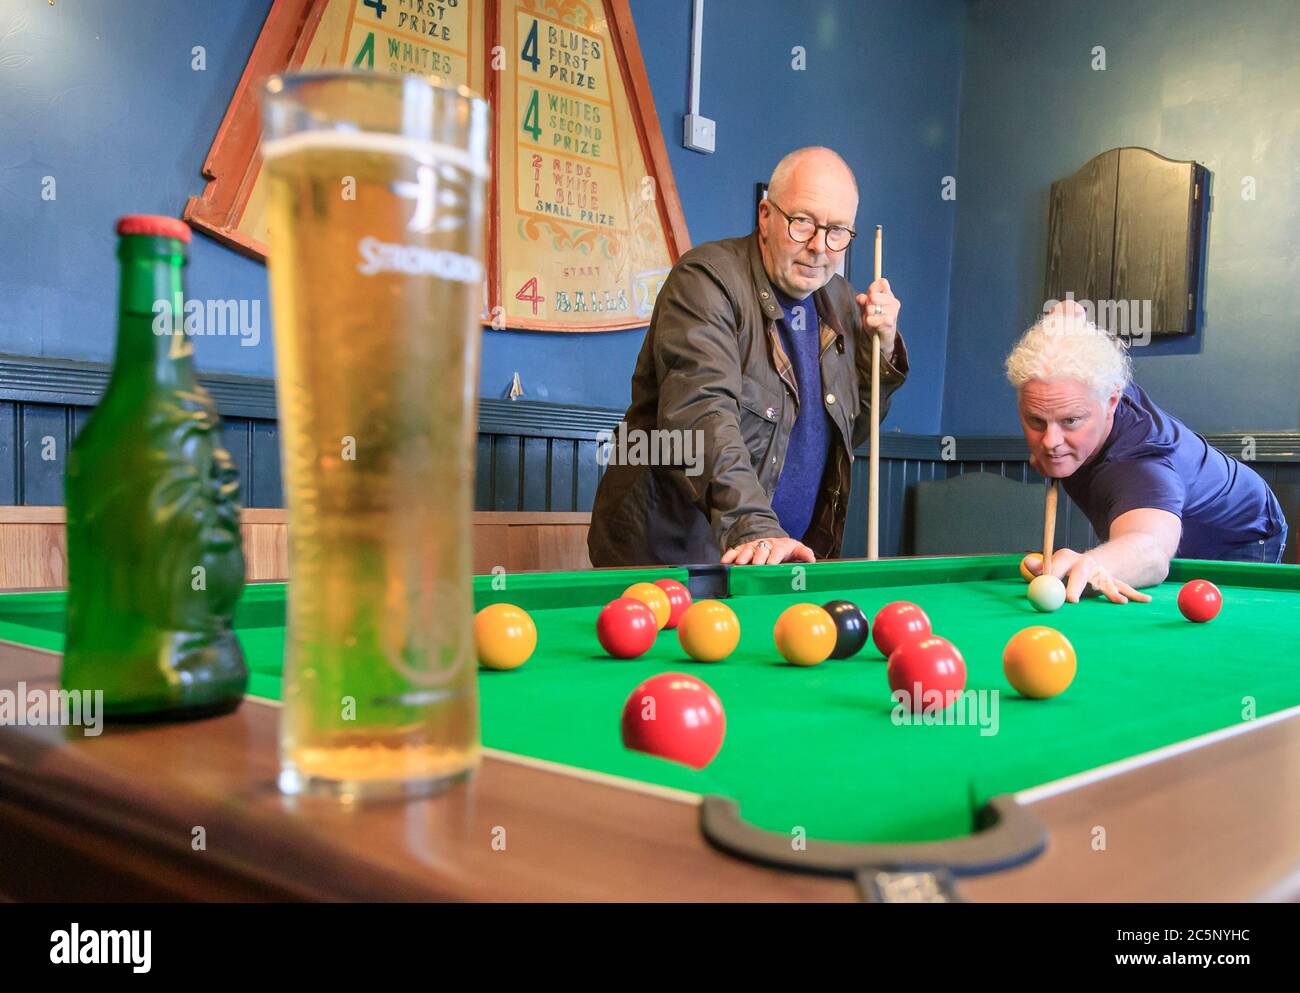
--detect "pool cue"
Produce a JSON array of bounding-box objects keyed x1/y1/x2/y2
[
  {"x1": 1043, "y1": 477, "x2": 1059, "y2": 569},
  {"x1": 868, "y1": 225, "x2": 883, "y2": 560}
]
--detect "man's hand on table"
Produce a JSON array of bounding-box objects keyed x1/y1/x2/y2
[
  {"x1": 722, "y1": 537, "x2": 816, "y2": 566},
  {"x1": 1042, "y1": 548, "x2": 1153, "y2": 605}
]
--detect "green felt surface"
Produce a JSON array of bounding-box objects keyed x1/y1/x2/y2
[{"x1": 4, "y1": 556, "x2": 1299, "y2": 844}]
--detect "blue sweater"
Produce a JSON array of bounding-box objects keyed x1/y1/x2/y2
[{"x1": 769, "y1": 288, "x2": 833, "y2": 541}]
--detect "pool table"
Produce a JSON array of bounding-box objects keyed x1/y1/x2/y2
[{"x1": 1, "y1": 554, "x2": 1299, "y2": 902}]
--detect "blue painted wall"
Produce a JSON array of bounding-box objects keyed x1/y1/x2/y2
[
  {"x1": 0, "y1": 0, "x2": 963, "y2": 432},
  {"x1": 0, "y1": 0, "x2": 276, "y2": 374},
  {"x1": 5, "y1": 1, "x2": 1296, "y2": 435},
  {"x1": 944, "y1": 0, "x2": 1300, "y2": 435}
]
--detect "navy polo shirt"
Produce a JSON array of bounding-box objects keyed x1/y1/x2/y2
[{"x1": 1063, "y1": 382, "x2": 1286, "y2": 559}]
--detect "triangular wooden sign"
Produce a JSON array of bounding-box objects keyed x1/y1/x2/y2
[{"x1": 183, "y1": 0, "x2": 689, "y2": 332}]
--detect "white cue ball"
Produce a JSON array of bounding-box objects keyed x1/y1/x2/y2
[{"x1": 1027, "y1": 574, "x2": 1066, "y2": 613}]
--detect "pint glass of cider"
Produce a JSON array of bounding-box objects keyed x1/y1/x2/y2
[{"x1": 261, "y1": 72, "x2": 489, "y2": 798}]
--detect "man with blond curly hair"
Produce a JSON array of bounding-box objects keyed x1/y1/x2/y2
[{"x1": 1006, "y1": 301, "x2": 1287, "y2": 604}]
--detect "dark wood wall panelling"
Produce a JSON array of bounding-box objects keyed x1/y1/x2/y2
[
  {"x1": 842, "y1": 447, "x2": 1101, "y2": 559},
  {"x1": 0, "y1": 401, "x2": 287, "y2": 509},
  {"x1": 475, "y1": 401, "x2": 618, "y2": 513},
  {"x1": 0, "y1": 356, "x2": 624, "y2": 516},
  {"x1": 841, "y1": 436, "x2": 1300, "y2": 560},
  {"x1": 3, "y1": 356, "x2": 1297, "y2": 558}
]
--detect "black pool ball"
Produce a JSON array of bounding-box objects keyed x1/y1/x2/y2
[{"x1": 822, "y1": 600, "x2": 870, "y2": 659}]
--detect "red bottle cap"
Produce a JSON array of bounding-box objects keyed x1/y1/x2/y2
[{"x1": 116, "y1": 215, "x2": 192, "y2": 243}]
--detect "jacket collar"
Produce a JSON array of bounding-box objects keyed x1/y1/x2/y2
[
  {"x1": 815, "y1": 281, "x2": 848, "y2": 342},
  {"x1": 747, "y1": 230, "x2": 784, "y2": 323}
]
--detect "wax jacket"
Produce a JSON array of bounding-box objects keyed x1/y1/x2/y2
[{"x1": 587, "y1": 231, "x2": 909, "y2": 566}]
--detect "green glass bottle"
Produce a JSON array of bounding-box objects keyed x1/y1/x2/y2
[{"x1": 63, "y1": 215, "x2": 248, "y2": 720}]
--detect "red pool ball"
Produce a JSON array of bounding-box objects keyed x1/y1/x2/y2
[
  {"x1": 887, "y1": 636, "x2": 967, "y2": 713},
  {"x1": 653, "y1": 578, "x2": 693, "y2": 629},
  {"x1": 1178, "y1": 580, "x2": 1222, "y2": 623},
  {"x1": 621, "y1": 672, "x2": 725, "y2": 769},
  {"x1": 597, "y1": 598, "x2": 659, "y2": 658},
  {"x1": 872, "y1": 601, "x2": 932, "y2": 658}
]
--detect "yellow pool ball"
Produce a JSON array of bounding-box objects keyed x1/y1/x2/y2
[
  {"x1": 475, "y1": 603, "x2": 537, "y2": 670},
  {"x1": 773, "y1": 603, "x2": 837, "y2": 667},
  {"x1": 1002, "y1": 625, "x2": 1076, "y2": 699},
  {"x1": 677, "y1": 600, "x2": 741, "y2": 662},
  {"x1": 1019, "y1": 553, "x2": 1044, "y2": 583},
  {"x1": 623, "y1": 582, "x2": 672, "y2": 629}
]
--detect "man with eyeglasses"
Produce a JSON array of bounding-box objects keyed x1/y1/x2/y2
[{"x1": 588, "y1": 146, "x2": 908, "y2": 567}]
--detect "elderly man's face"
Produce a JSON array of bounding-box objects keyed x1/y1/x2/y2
[
  {"x1": 1018, "y1": 378, "x2": 1119, "y2": 477},
  {"x1": 758, "y1": 162, "x2": 857, "y2": 298}
]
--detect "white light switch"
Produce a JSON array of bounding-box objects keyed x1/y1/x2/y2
[{"x1": 684, "y1": 114, "x2": 715, "y2": 154}]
